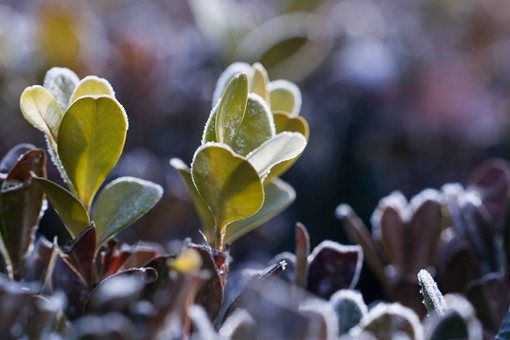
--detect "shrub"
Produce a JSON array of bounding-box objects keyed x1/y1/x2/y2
[{"x1": 0, "y1": 64, "x2": 506, "y2": 339}]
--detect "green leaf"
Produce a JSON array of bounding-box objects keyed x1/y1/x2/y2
[
  {"x1": 225, "y1": 178, "x2": 294, "y2": 244},
  {"x1": 69, "y1": 76, "x2": 115, "y2": 103},
  {"x1": 265, "y1": 116, "x2": 309, "y2": 181},
  {"x1": 33, "y1": 177, "x2": 89, "y2": 238},
  {"x1": 57, "y1": 96, "x2": 128, "y2": 209},
  {"x1": 93, "y1": 177, "x2": 163, "y2": 245},
  {"x1": 246, "y1": 132, "x2": 306, "y2": 178},
  {"x1": 43, "y1": 67, "x2": 79, "y2": 111},
  {"x1": 215, "y1": 73, "x2": 248, "y2": 144},
  {"x1": 251, "y1": 63, "x2": 269, "y2": 101},
  {"x1": 212, "y1": 62, "x2": 252, "y2": 104},
  {"x1": 274, "y1": 112, "x2": 309, "y2": 139},
  {"x1": 20, "y1": 85, "x2": 64, "y2": 141},
  {"x1": 0, "y1": 149, "x2": 46, "y2": 278},
  {"x1": 170, "y1": 158, "x2": 215, "y2": 242},
  {"x1": 203, "y1": 94, "x2": 275, "y2": 156},
  {"x1": 191, "y1": 143, "x2": 264, "y2": 248},
  {"x1": 269, "y1": 80, "x2": 302, "y2": 116}
]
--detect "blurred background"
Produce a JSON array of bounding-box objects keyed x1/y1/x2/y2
[{"x1": 1, "y1": 0, "x2": 510, "y2": 303}]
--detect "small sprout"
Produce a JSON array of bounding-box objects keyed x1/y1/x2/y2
[
  {"x1": 175, "y1": 62, "x2": 308, "y2": 249},
  {"x1": 417, "y1": 269, "x2": 447, "y2": 317},
  {"x1": 19, "y1": 68, "x2": 162, "y2": 244}
]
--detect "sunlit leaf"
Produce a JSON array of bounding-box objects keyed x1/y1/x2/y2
[
  {"x1": 230, "y1": 94, "x2": 275, "y2": 156},
  {"x1": 43, "y1": 67, "x2": 79, "y2": 111},
  {"x1": 170, "y1": 158, "x2": 215, "y2": 242},
  {"x1": 251, "y1": 63, "x2": 269, "y2": 101},
  {"x1": 246, "y1": 132, "x2": 306, "y2": 178},
  {"x1": 191, "y1": 143, "x2": 264, "y2": 247},
  {"x1": 215, "y1": 73, "x2": 248, "y2": 144},
  {"x1": 212, "y1": 62, "x2": 252, "y2": 105},
  {"x1": 273, "y1": 112, "x2": 309, "y2": 139},
  {"x1": 20, "y1": 85, "x2": 64, "y2": 141},
  {"x1": 70, "y1": 76, "x2": 115, "y2": 103},
  {"x1": 93, "y1": 177, "x2": 163, "y2": 245},
  {"x1": 203, "y1": 94, "x2": 275, "y2": 156},
  {"x1": 225, "y1": 178, "x2": 295, "y2": 244},
  {"x1": 57, "y1": 96, "x2": 128, "y2": 208},
  {"x1": 33, "y1": 176, "x2": 90, "y2": 238},
  {"x1": 269, "y1": 80, "x2": 302, "y2": 116}
]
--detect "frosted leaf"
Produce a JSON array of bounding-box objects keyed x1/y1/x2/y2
[{"x1": 43, "y1": 67, "x2": 79, "y2": 111}]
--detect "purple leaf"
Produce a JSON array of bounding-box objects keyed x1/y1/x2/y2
[{"x1": 306, "y1": 241, "x2": 363, "y2": 299}]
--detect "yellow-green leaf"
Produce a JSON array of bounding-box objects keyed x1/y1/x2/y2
[
  {"x1": 33, "y1": 176, "x2": 90, "y2": 238},
  {"x1": 93, "y1": 177, "x2": 163, "y2": 245},
  {"x1": 20, "y1": 85, "x2": 64, "y2": 141},
  {"x1": 215, "y1": 73, "x2": 248, "y2": 144},
  {"x1": 202, "y1": 103, "x2": 219, "y2": 143},
  {"x1": 170, "y1": 158, "x2": 215, "y2": 242},
  {"x1": 191, "y1": 143, "x2": 264, "y2": 247},
  {"x1": 269, "y1": 80, "x2": 302, "y2": 116},
  {"x1": 43, "y1": 67, "x2": 79, "y2": 111},
  {"x1": 70, "y1": 76, "x2": 115, "y2": 103},
  {"x1": 225, "y1": 178, "x2": 295, "y2": 244},
  {"x1": 203, "y1": 94, "x2": 275, "y2": 156},
  {"x1": 274, "y1": 112, "x2": 309, "y2": 139},
  {"x1": 212, "y1": 62, "x2": 252, "y2": 104},
  {"x1": 246, "y1": 132, "x2": 307, "y2": 178},
  {"x1": 57, "y1": 96, "x2": 128, "y2": 208},
  {"x1": 230, "y1": 94, "x2": 275, "y2": 156},
  {"x1": 251, "y1": 63, "x2": 269, "y2": 101}
]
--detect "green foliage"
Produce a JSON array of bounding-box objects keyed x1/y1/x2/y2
[
  {"x1": 174, "y1": 62, "x2": 308, "y2": 249},
  {"x1": 19, "y1": 68, "x2": 161, "y2": 245},
  {"x1": 170, "y1": 158, "x2": 215, "y2": 241},
  {"x1": 57, "y1": 96, "x2": 127, "y2": 209},
  {"x1": 20, "y1": 85, "x2": 64, "y2": 143},
  {"x1": 215, "y1": 73, "x2": 248, "y2": 144},
  {"x1": 191, "y1": 144, "x2": 264, "y2": 248},
  {"x1": 33, "y1": 176, "x2": 90, "y2": 238},
  {"x1": 93, "y1": 177, "x2": 163, "y2": 245},
  {"x1": 69, "y1": 75, "x2": 115, "y2": 103},
  {"x1": 225, "y1": 179, "x2": 295, "y2": 244}
]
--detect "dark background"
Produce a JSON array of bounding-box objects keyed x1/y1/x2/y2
[{"x1": 1, "y1": 0, "x2": 510, "y2": 303}]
